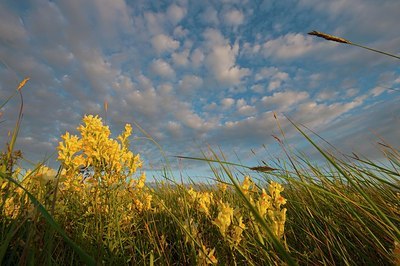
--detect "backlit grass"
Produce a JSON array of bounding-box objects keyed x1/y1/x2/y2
[{"x1": 0, "y1": 78, "x2": 399, "y2": 265}]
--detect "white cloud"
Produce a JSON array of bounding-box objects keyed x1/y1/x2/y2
[
  {"x1": 236, "y1": 99, "x2": 256, "y2": 116},
  {"x1": 255, "y1": 67, "x2": 288, "y2": 81},
  {"x1": 143, "y1": 11, "x2": 167, "y2": 35},
  {"x1": 251, "y1": 84, "x2": 264, "y2": 93},
  {"x1": 173, "y1": 26, "x2": 189, "y2": 38},
  {"x1": 172, "y1": 49, "x2": 190, "y2": 66},
  {"x1": 221, "y1": 98, "x2": 235, "y2": 109},
  {"x1": 166, "y1": 121, "x2": 183, "y2": 137},
  {"x1": 255, "y1": 67, "x2": 277, "y2": 81},
  {"x1": 242, "y1": 42, "x2": 261, "y2": 55},
  {"x1": 179, "y1": 75, "x2": 203, "y2": 92},
  {"x1": 267, "y1": 80, "x2": 282, "y2": 91},
  {"x1": 346, "y1": 88, "x2": 359, "y2": 97},
  {"x1": 92, "y1": 0, "x2": 132, "y2": 39},
  {"x1": 137, "y1": 73, "x2": 153, "y2": 90},
  {"x1": 151, "y1": 59, "x2": 175, "y2": 78},
  {"x1": 158, "y1": 83, "x2": 174, "y2": 95},
  {"x1": 200, "y1": 7, "x2": 219, "y2": 25},
  {"x1": 204, "y1": 31, "x2": 250, "y2": 85},
  {"x1": 303, "y1": 73, "x2": 325, "y2": 88},
  {"x1": 190, "y1": 48, "x2": 205, "y2": 67},
  {"x1": 203, "y1": 28, "x2": 226, "y2": 47},
  {"x1": 262, "y1": 33, "x2": 329, "y2": 59},
  {"x1": 299, "y1": 0, "x2": 349, "y2": 17},
  {"x1": 217, "y1": 92, "x2": 368, "y2": 145},
  {"x1": 237, "y1": 105, "x2": 256, "y2": 116},
  {"x1": 299, "y1": 0, "x2": 400, "y2": 32},
  {"x1": 222, "y1": 9, "x2": 245, "y2": 26},
  {"x1": 41, "y1": 45, "x2": 75, "y2": 69},
  {"x1": 151, "y1": 34, "x2": 180, "y2": 54},
  {"x1": 262, "y1": 91, "x2": 309, "y2": 111},
  {"x1": 126, "y1": 87, "x2": 159, "y2": 117},
  {"x1": 167, "y1": 4, "x2": 186, "y2": 25},
  {"x1": 1, "y1": 0, "x2": 398, "y2": 172},
  {"x1": 221, "y1": 111, "x2": 276, "y2": 140},
  {"x1": 274, "y1": 72, "x2": 289, "y2": 81},
  {"x1": 294, "y1": 97, "x2": 365, "y2": 128},
  {"x1": 255, "y1": 67, "x2": 289, "y2": 91},
  {"x1": 174, "y1": 105, "x2": 206, "y2": 130},
  {"x1": 236, "y1": 98, "x2": 246, "y2": 108},
  {"x1": 202, "y1": 30, "x2": 250, "y2": 84},
  {"x1": 370, "y1": 87, "x2": 385, "y2": 97},
  {"x1": 0, "y1": 8, "x2": 28, "y2": 43},
  {"x1": 112, "y1": 74, "x2": 135, "y2": 92},
  {"x1": 81, "y1": 51, "x2": 120, "y2": 95},
  {"x1": 316, "y1": 90, "x2": 337, "y2": 101},
  {"x1": 204, "y1": 102, "x2": 218, "y2": 111}
]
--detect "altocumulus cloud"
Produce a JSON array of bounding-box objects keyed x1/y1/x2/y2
[{"x1": 0, "y1": 0, "x2": 399, "y2": 180}]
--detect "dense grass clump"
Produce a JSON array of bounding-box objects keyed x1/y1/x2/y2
[{"x1": 0, "y1": 78, "x2": 399, "y2": 265}]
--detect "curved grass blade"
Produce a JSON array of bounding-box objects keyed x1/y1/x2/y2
[{"x1": 286, "y1": 117, "x2": 400, "y2": 240}]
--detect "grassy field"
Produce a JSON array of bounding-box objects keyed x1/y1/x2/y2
[{"x1": 1, "y1": 80, "x2": 399, "y2": 266}]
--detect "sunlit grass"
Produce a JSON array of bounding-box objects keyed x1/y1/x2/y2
[
  {"x1": 0, "y1": 77, "x2": 399, "y2": 265},
  {"x1": 309, "y1": 30, "x2": 400, "y2": 60}
]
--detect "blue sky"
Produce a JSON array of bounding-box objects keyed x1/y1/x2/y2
[{"x1": 1, "y1": 0, "x2": 399, "y2": 181}]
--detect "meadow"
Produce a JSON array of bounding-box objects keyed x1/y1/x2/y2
[
  {"x1": 1, "y1": 37, "x2": 399, "y2": 265},
  {"x1": 0, "y1": 80, "x2": 399, "y2": 266}
]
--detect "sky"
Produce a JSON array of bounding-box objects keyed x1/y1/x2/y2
[{"x1": 1, "y1": 0, "x2": 399, "y2": 181}]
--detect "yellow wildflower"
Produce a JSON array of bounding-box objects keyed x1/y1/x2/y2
[
  {"x1": 269, "y1": 181, "x2": 287, "y2": 208},
  {"x1": 217, "y1": 182, "x2": 228, "y2": 193},
  {"x1": 269, "y1": 181, "x2": 284, "y2": 197},
  {"x1": 187, "y1": 187, "x2": 213, "y2": 216},
  {"x1": 256, "y1": 188, "x2": 271, "y2": 217},
  {"x1": 57, "y1": 115, "x2": 143, "y2": 186},
  {"x1": 231, "y1": 214, "x2": 246, "y2": 246},
  {"x1": 136, "y1": 172, "x2": 146, "y2": 189},
  {"x1": 33, "y1": 165, "x2": 57, "y2": 186},
  {"x1": 242, "y1": 175, "x2": 253, "y2": 195},
  {"x1": 142, "y1": 192, "x2": 152, "y2": 210},
  {"x1": 197, "y1": 192, "x2": 213, "y2": 216},
  {"x1": 198, "y1": 244, "x2": 218, "y2": 265},
  {"x1": 133, "y1": 198, "x2": 144, "y2": 212},
  {"x1": 214, "y1": 200, "x2": 234, "y2": 236}
]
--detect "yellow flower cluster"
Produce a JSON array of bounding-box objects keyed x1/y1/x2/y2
[
  {"x1": 55, "y1": 115, "x2": 152, "y2": 246},
  {"x1": 184, "y1": 185, "x2": 246, "y2": 254},
  {"x1": 213, "y1": 200, "x2": 234, "y2": 236},
  {"x1": 241, "y1": 175, "x2": 256, "y2": 195},
  {"x1": 2, "y1": 183, "x2": 28, "y2": 219},
  {"x1": 1, "y1": 165, "x2": 59, "y2": 219},
  {"x1": 187, "y1": 187, "x2": 214, "y2": 216},
  {"x1": 213, "y1": 200, "x2": 246, "y2": 247},
  {"x1": 0, "y1": 110, "x2": 291, "y2": 264},
  {"x1": 184, "y1": 176, "x2": 287, "y2": 256},
  {"x1": 232, "y1": 215, "x2": 246, "y2": 246},
  {"x1": 58, "y1": 115, "x2": 142, "y2": 186},
  {"x1": 198, "y1": 244, "x2": 218, "y2": 265},
  {"x1": 250, "y1": 180, "x2": 287, "y2": 239}
]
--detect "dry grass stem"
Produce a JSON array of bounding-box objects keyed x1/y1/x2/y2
[{"x1": 308, "y1": 31, "x2": 351, "y2": 44}]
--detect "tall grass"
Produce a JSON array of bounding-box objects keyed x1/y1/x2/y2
[{"x1": 1, "y1": 74, "x2": 399, "y2": 264}]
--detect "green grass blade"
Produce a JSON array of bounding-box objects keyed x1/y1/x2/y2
[{"x1": 287, "y1": 117, "x2": 400, "y2": 240}]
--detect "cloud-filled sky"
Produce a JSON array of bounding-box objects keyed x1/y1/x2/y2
[{"x1": 1, "y1": 0, "x2": 399, "y2": 180}]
